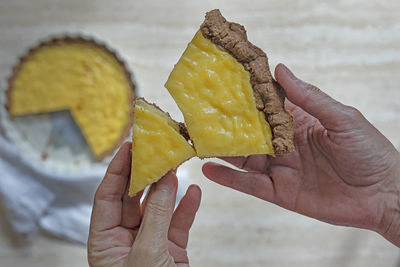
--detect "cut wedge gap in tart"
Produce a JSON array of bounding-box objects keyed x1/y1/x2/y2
[{"x1": 6, "y1": 37, "x2": 135, "y2": 160}]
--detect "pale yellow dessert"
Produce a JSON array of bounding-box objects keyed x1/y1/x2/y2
[
  {"x1": 7, "y1": 39, "x2": 134, "y2": 159},
  {"x1": 129, "y1": 99, "x2": 196, "y2": 196},
  {"x1": 165, "y1": 31, "x2": 273, "y2": 157}
]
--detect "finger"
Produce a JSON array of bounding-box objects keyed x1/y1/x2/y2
[
  {"x1": 219, "y1": 156, "x2": 247, "y2": 169},
  {"x1": 202, "y1": 162, "x2": 275, "y2": 202},
  {"x1": 220, "y1": 154, "x2": 269, "y2": 173},
  {"x1": 285, "y1": 99, "x2": 309, "y2": 118},
  {"x1": 121, "y1": 188, "x2": 144, "y2": 229},
  {"x1": 275, "y1": 63, "x2": 349, "y2": 131},
  {"x1": 90, "y1": 142, "x2": 132, "y2": 231},
  {"x1": 134, "y1": 171, "x2": 178, "y2": 246},
  {"x1": 138, "y1": 168, "x2": 178, "y2": 214},
  {"x1": 168, "y1": 241, "x2": 189, "y2": 264},
  {"x1": 284, "y1": 99, "x2": 297, "y2": 112},
  {"x1": 168, "y1": 185, "x2": 201, "y2": 249},
  {"x1": 140, "y1": 186, "x2": 150, "y2": 214}
]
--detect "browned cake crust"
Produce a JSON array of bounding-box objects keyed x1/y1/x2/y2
[
  {"x1": 5, "y1": 36, "x2": 136, "y2": 161},
  {"x1": 135, "y1": 98, "x2": 191, "y2": 142},
  {"x1": 200, "y1": 9, "x2": 294, "y2": 155}
]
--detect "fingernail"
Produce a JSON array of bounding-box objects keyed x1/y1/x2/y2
[
  {"x1": 157, "y1": 172, "x2": 178, "y2": 191},
  {"x1": 278, "y1": 63, "x2": 296, "y2": 80},
  {"x1": 188, "y1": 184, "x2": 201, "y2": 192}
]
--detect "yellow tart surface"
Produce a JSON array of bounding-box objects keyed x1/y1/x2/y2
[
  {"x1": 8, "y1": 41, "x2": 133, "y2": 158},
  {"x1": 165, "y1": 31, "x2": 273, "y2": 157},
  {"x1": 129, "y1": 99, "x2": 196, "y2": 196}
]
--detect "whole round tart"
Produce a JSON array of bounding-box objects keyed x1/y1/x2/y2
[{"x1": 4, "y1": 36, "x2": 135, "y2": 164}]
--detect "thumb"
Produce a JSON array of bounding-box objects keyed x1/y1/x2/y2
[
  {"x1": 275, "y1": 63, "x2": 351, "y2": 130},
  {"x1": 134, "y1": 171, "x2": 178, "y2": 248}
]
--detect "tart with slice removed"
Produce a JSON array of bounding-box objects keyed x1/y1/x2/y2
[
  {"x1": 129, "y1": 98, "x2": 196, "y2": 196},
  {"x1": 6, "y1": 37, "x2": 135, "y2": 160},
  {"x1": 165, "y1": 9, "x2": 294, "y2": 157}
]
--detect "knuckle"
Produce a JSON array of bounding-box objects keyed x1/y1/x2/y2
[
  {"x1": 93, "y1": 188, "x2": 102, "y2": 201},
  {"x1": 301, "y1": 81, "x2": 323, "y2": 98},
  {"x1": 305, "y1": 82, "x2": 322, "y2": 94},
  {"x1": 343, "y1": 105, "x2": 362, "y2": 119},
  {"x1": 302, "y1": 82, "x2": 325, "y2": 105},
  {"x1": 94, "y1": 189, "x2": 118, "y2": 202},
  {"x1": 146, "y1": 200, "x2": 171, "y2": 216}
]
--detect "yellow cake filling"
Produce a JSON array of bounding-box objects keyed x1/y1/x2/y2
[
  {"x1": 9, "y1": 43, "x2": 132, "y2": 158},
  {"x1": 129, "y1": 99, "x2": 196, "y2": 196},
  {"x1": 165, "y1": 31, "x2": 273, "y2": 157}
]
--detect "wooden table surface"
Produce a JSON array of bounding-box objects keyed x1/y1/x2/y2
[{"x1": 0, "y1": 0, "x2": 399, "y2": 266}]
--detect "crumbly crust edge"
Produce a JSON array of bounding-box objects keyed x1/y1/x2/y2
[{"x1": 200, "y1": 9, "x2": 295, "y2": 155}]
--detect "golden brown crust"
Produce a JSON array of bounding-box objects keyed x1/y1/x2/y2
[
  {"x1": 5, "y1": 36, "x2": 136, "y2": 161},
  {"x1": 200, "y1": 9, "x2": 294, "y2": 155}
]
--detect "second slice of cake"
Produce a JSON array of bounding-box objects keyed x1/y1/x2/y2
[
  {"x1": 129, "y1": 98, "x2": 196, "y2": 196},
  {"x1": 165, "y1": 9, "x2": 294, "y2": 157}
]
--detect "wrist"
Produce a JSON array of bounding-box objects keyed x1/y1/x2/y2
[{"x1": 378, "y1": 152, "x2": 400, "y2": 246}]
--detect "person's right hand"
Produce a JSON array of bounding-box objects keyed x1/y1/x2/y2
[
  {"x1": 88, "y1": 142, "x2": 201, "y2": 267},
  {"x1": 202, "y1": 64, "x2": 400, "y2": 246}
]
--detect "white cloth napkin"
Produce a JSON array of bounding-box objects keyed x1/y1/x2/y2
[
  {"x1": 0, "y1": 134, "x2": 191, "y2": 244},
  {"x1": 0, "y1": 134, "x2": 106, "y2": 243}
]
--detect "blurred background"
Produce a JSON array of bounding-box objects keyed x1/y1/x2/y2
[{"x1": 0, "y1": 0, "x2": 399, "y2": 266}]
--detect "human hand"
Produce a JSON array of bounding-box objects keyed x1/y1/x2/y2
[
  {"x1": 88, "y1": 142, "x2": 201, "y2": 267},
  {"x1": 202, "y1": 64, "x2": 400, "y2": 246}
]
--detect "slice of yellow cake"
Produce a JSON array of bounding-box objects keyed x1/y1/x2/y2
[
  {"x1": 6, "y1": 37, "x2": 135, "y2": 160},
  {"x1": 165, "y1": 9, "x2": 294, "y2": 157},
  {"x1": 129, "y1": 98, "x2": 196, "y2": 196}
]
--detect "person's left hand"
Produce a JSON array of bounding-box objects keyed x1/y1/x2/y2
[{"x1": 87, "y1": 142, "x2": 202, "y2": 267}]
